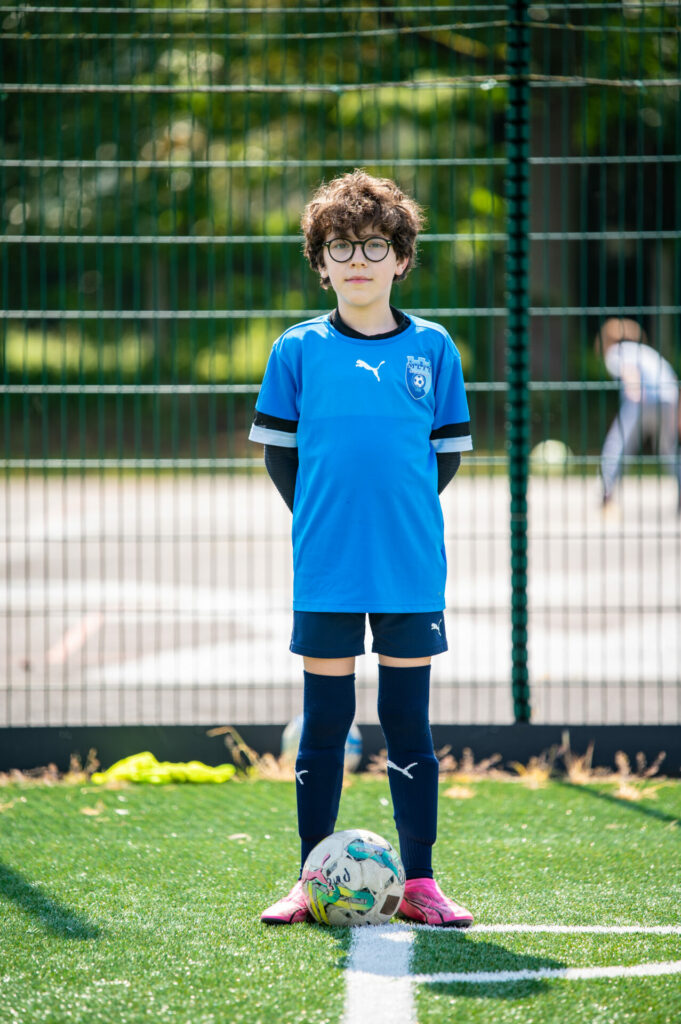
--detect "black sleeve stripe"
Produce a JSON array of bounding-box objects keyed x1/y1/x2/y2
[
  {"x1": 253, "y1": 409, "x2": 298, "y2": 433},
  {"x1": 430, "y1": 421, "x2": 471, "y2": 440}
]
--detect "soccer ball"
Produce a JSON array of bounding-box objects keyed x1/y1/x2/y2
[
  {"x1": 302, "y1": 828, "x2": 405, "y2": 926},
  {"x1": 529, "y1": 439, "x2": 573, "y2": 474},
  {"x1": 280, "y1": 714, "x2": 362, "y2": 773}
]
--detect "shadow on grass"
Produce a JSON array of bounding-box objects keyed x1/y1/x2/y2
[
  {"x1": 559, "y1": 780, "x2": 680, "y2": 829},
  {"x1": 335, "y1": 925, "x2": 566, "y2": 1001},
  {"x1": 0, "y1": 862, "x2": 101, "y2": 939},
  {"x1": 417, "y1": 932, "x2": 566, "y2": 1001}
]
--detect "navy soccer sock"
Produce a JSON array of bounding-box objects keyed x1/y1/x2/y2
[
  {"x1": 295, "y1": 671, "x2": 356, "y2": 875},
  {"x1": 377, "y1": 663, "x2": 438, "y2": 880}
]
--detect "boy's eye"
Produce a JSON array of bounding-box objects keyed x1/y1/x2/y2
[{"x1": 326, "y1": 236, "x2": 391, "y2": 262}]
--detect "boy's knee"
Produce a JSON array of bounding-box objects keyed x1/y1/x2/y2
[
  {"x1": 300, "y1": 706, "x2": 354, "y2": 751},
  {"x1": 300, "y1": 670, "x2": 355, "y2": 751},
  {"x1": 377, "y1": 663, "x2": 433, "y2": 752},
  {"x1": 377, "y1": 696, "x2": 432, "y2": 753}
]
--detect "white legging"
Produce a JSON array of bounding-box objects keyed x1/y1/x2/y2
[{"x1": 600, "y1": 397, "x2": 681, "y2": 499}]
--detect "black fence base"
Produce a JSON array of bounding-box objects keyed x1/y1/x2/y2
[{"x1": 1, "y1": 724, "x2": 679, "y2": 776}]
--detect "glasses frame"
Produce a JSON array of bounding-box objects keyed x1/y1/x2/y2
[{"x1": 323, "y1": 236, "x2": 394, "y2": 263}]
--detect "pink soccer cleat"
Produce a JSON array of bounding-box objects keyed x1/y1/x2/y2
[
  {"x1": 398, "y1": 878, "x2": 473, "y2": 928},
  {"x1": 260, "y1": 881, "x2": 313, "y2": 925}
]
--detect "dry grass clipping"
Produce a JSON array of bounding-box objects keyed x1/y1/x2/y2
[
  {"x1": 206, "y1": 725, "x2": 356, "y2": 786},
  {"x1": 0, "y1": 749, "x2": 100, "y2": 787},
  {"x1": 443, "y1": 784, "x2": 476, "y2": 800},
  {"x1": 207, "y1": 726, "x2": 295, "y2": 780},
  {"x1": 560, "y1": 732, "x2": 610, "y2": 784},
  {"x1": 0, "y1": 729, "x2": 669, "y2": 798},
  {"x1": 612, "y1": 749, "x2": 667, "y2": 801},
  {"x1": 367, "y1": 745, "x2": 505, "y2": 781},
  {"x1": 509, "y1": 749, "x2": 558, "y2": 789},
  {"x1": 559, "y1": 731, "x2": 667, "y2": 798}
]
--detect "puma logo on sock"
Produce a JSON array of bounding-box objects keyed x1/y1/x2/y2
[{"x1": 387, "y1": 760, "x2": 418, "y2": 779}]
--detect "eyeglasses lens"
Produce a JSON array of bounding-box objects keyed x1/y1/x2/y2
[{"x1": 328, "y1": 238, "x2": 390, "y2": 262}]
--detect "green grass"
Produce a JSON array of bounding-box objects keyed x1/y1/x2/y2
[{"x1": 1, "y1": 777, "x2": 680, "y2": 1023}]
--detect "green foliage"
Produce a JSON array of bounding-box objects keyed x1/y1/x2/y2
[
  {"x1": 4, "y1": 328, "x2": 154, "y2": 381},
  {"x1": 194, "y1": 319, "x2": 293, "y2": 384},
  {"x1": 1, "y1": 3, "x2": 679, "y2": 460}
]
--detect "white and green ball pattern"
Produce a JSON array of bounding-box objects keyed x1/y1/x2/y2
[{"x1": 302, "y1": 829, "x2": 405, "y2": 926}]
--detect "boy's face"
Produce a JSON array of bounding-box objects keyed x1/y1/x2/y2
[{"x1": 320, "y1": 225, "x2": 409, "y2": 310}]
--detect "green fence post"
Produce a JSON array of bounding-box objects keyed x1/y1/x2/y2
[{"x1": 505, "y1": 0, "x2": 531, "y2": 723}]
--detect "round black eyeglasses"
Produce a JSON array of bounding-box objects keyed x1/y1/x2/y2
[{"x1": 323, "y1": 236, "x2": 393, "y2": 263}]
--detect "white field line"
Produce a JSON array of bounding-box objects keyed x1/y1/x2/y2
[
  {"x1": 416, "y1": 924, "x2": 681, "y2": 935},
  {"x1": 412, "y1": 960, "x2": 681, "y2": 986},
  {"x1": 342, "y1": 924, "x2": 415, "y2": 1024},
  {"x1": 341, "y1": 923, "x2": 681, "y2": 1020}
]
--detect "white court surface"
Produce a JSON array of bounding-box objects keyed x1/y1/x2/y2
[{"x1": 1, "y1": 472, "x2": 680, "y2": 726}]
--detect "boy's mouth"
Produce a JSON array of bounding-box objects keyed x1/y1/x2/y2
[{"x1": 345, "y1": 275, "x2": 371, "y2": 283}]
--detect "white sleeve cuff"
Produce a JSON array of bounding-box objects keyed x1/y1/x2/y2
[
  {"x1": 431, "y1": 435, "x2": 473, "y2": 453},
  {"x1": 248, "y1": 424, "x2": 298, "y2": 448}
]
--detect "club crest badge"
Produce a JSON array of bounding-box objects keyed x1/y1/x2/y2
[{"x1": 405, "y1": 355, "x2": 432, "y2": 400}]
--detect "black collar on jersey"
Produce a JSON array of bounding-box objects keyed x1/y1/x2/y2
[{"x1": 330, "y1": 306, "x2": 410, "y2": 340}]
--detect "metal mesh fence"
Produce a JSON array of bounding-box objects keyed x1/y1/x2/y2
[{"x1": 1, "y1": 2, "x2": 679, "y2": 728}]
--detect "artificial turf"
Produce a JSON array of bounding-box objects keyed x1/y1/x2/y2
[
  {"x1": 419, "y1": 777, "x2": 681, "y2": 1024},
  {"x1": 1, "y1": 775, "x2": 679, "y2": 1024}
]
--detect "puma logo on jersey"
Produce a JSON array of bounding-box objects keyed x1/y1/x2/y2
[
  {"x1": 356, "y1": 359, "x2": 385, "y2": 382},
  {"x1": 431, "y1": 619, "x2": 443, "y2": 636},
  {"x1": 387, "y1": 759, "x2": 418, "y2": 779}
]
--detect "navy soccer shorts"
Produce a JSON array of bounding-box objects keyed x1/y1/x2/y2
[{"x1": 290, "y1": 611, "x2": 448, "y2": 659}]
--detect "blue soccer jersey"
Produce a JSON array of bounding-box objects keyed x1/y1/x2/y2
[{"x1": 248, "y1": 313, "x2": 472, "y2": 612}]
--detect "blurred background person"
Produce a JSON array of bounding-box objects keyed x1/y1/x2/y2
[{"x1": 596, "y1": 317, "x2": 681, "y2": 513}]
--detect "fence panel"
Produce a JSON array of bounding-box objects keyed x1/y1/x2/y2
[
  {"x1": 1, "y1": 3, "x2": 679, "y2": 728},
  {"x1": 526, "y1": 2, "x2": 681, "y2": 723}
]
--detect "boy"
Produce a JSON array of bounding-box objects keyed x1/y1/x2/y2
[
  {"x1": 249, "y1": 170, "x2": 473, "y2": 926},
  {"x1": 597, "y1": 317, "x2": 681, "y2": 512}
]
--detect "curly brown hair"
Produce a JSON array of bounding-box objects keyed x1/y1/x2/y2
[{"x1": 300, "y1": 169, "x2": 426, "y2": 289}]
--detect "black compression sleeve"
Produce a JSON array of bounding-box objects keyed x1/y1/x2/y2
[
  {"x1": 264, "y1": 445, "x2": 299, "y2": 512},
  {"x1": 436, "y1": 451, "x2": 461, "y2": 494},
  {"x1": 266, "y1": 445, "x2": 456, "y2": 507}
]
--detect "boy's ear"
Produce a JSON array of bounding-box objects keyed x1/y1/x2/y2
[
  {"x1": 314, "y1": 251, "x2": 326, "y2": 286},
  {"x1": 317, "y1": 254, "x2": 331, "y2": 289},
  {"x1": 394, "y1": 256, "x2": 410, "y2": 281}
]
